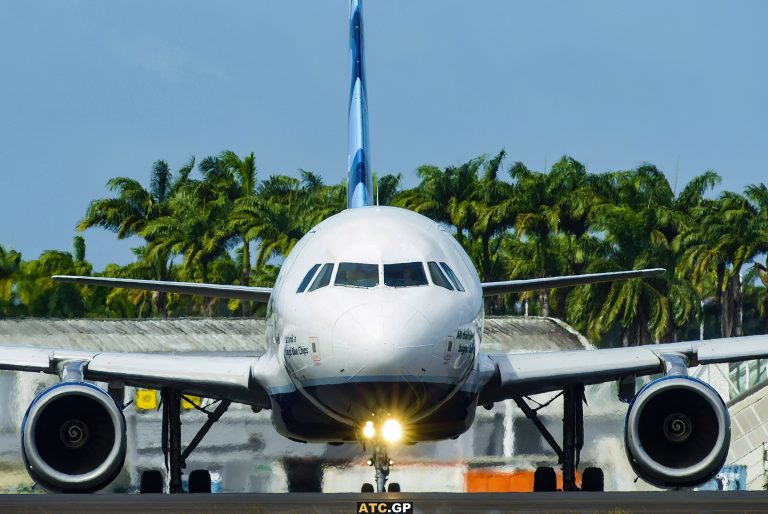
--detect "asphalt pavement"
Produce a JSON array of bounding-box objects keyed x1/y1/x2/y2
[{"x1": 1, "y1": 491, "x2": 767, "y2": 514}]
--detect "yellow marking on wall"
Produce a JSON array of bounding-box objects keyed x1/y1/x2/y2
[{"x1": 135, "y1": 389, "x2": 158, "y2": 411}]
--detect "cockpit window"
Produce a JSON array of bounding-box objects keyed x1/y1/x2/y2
[
  {"x1": 440, "y1": 262, "x2": 465, "y2": 292},
  {"x1": 308, "y1": 263, "x2": 334, "y2": 292},
  {"x1": 297, "y1": 264, "x2": 321, "y2": 293},
  {"x1": 384, "y1": 262, "x2": 428, "y2": 287},
  {"x1": 428, "y1": 261, "x2": 453, "y2": 290},
  {"x1": 335, "y1": 262, "x2": 379, "y2": 288}
]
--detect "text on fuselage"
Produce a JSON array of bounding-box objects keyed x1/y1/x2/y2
[{"x1": 456, "y1": 329, "x2": 474, "y2": 341}]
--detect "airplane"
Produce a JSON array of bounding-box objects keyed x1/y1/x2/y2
[{"x1": 3, "y1": 0, "x2": 768, "y2": 495}]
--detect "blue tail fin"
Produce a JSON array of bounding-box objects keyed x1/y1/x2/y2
[{"x1": 347, "y1": 0, "x2": 373, "y2": 208}]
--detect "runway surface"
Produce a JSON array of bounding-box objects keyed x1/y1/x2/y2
[{"x1": 1, "y1": 491, "x2": 768, "y2": 514}]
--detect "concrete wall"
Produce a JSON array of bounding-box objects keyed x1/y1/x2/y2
[{"x1": 727, "y1": 386, "x2": 768, "y2": 490}]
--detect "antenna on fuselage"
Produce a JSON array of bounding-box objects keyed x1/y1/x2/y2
[{"x1": 347, "y1": 0, "x2": 373, "y2": 209}]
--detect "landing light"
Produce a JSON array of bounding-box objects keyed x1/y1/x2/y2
[
  {"x1": 382, "y1": 419, "x2": 402, "y2": 442},
  {"x1": 362, "y1": 421, "x2": 376, "y2": 439}
]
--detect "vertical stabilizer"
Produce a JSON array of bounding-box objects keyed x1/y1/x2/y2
[{"x1": 347, "y1": 0, "x2": 373, "y2": 208}]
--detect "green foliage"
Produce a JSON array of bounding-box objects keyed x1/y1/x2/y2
[
  {"x1": 0, "y1": 245, "x2": 22, "y2": 316},
  {"x1": 3, "y1": 148, "x2": 767, "y2": 350},
  {"x1": 16, "y1": 249, "x2": 90, "y2": 317},
  {"x1": 374, "y1": 173, "x2": 403, "y2": 206}
]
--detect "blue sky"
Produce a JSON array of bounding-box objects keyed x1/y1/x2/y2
[{"x1": 0, "y1": 1, "x2": 766, "y2": 269}]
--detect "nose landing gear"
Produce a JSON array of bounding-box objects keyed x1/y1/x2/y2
[
  {"x1": 373, "y1": 443, "x2": 390, "y2": 492},
  {"x1": 362, "y1": 442, "x2": 400, "y2": 493},
  {"x1": 359, "y1": 416, "x2": 403, "y2": 493},
  {"x1": 364, "y1": 442, "x2": 390, "y2": 492}
]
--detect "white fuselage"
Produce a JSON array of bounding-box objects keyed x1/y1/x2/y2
[{"x1": 263, "y1": 206, "x2": 485, "y2": 442}]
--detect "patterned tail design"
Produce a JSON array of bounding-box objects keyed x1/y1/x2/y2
[{"x1": 347, "y1": 0, "x2": 373, "y2": 208}]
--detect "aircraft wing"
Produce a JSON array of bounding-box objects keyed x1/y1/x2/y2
[
  {"x1": 477, "y1": 335, "x2": 768, "y2": 403},
  {"x1": 0, "y1": 346, "x2": 281, "y2": 409},
  {"x1": 52, "y1": 275, "x2": 272, "y2": 303},
  {"x1": 480, "y1": 268, "x2": 665, "y2": 296}
]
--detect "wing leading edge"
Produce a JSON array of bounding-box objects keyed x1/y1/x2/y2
[
  {"x1": 478, "y1": 335, "x2": 768, "y2": 403},
  {"x1": 481, "y1": 268, "x2": 666, "y2": 297},
  {"x1": 52, "y1": 275, "x2": 272, "y2": 303},
  {"x1": 0, "y1": 345, "x2": 280, "y2": 409}
]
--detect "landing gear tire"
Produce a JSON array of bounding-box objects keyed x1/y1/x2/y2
[
  {"x1": 533, "y1": 466, "x2": 557, "y2": 492},
  {"x1": 361, "y1": 483, "x2": 374, "y2": 493},
  {"x1": 140, "y1": 470, "x2": 164, "y2": 493},
  {"x1": 188, "y1": 469, "x2": 212, "y2": 493},
  {"x1": 581, "y1": 467, "x2": 604, "y2": 492},
  {"x1": 387, "y1": 482, "x2": 400, "y2": 492}
]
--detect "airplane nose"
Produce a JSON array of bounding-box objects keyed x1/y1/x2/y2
[
  {"x1": 309, "y1": 302, "x2": 441, "y2": 423},
  {"x1": 332, "y1": 302, "x2": 431, "y2": 352}
]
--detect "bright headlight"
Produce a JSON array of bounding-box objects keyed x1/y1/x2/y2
[
  {"x1": 382, "y1": 419, "x2": 402, "y2": 442},
  {"x1": 362, "y1": 421, "x2": 375, "y2": 439}
]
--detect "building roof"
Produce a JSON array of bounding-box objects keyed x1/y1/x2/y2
[{"x1": 0, "y1": 316, "x2": 589, "y2": 353}]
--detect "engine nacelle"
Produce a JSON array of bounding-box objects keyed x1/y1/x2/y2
[
  {"x1": 625, "y1": 376, "x2": 730, "y2": 488},
  {"x1": 21, "y1": 382, "x2": 127, "y2": 493}
]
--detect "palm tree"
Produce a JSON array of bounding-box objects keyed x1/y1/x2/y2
[
  {"x1": 569, "y1": 166, "x2": 726, "y2": 346},
  {"x1": 143, "y1": 166, "x2": 234, "y2": 316},
  {"x1": 374, "y1": 173, "x2": 403, "y2": 206},
  {"x1": 508, "y1": 161, "x2": 563, "y2": 316},
  {"x1": 740, "y1": 184, "x2": 768, "y2": 264},
  {"x1": 0, "y1": 245, "x2": 21, "y2": 316},
  {"x1": 220, "y1": 151, "x2": 258, "y2": 289},
  {"x1": 228, "y1": 170, "x2": 345, "y2": 287},
  {"x1": 78, "y1": 158, "x2": 194, "y2": 317},
  {"x1": 747, "y1": 264, "x2": 768, "y2": 334},
  {"x1": 98, "y1": 247, "x2": 167, "y2": 318},
  {"x1": 469, "y1": 150, "x2": 511, "y2": 283},
  {"x1": 664, "y1": 170, "x2": 721, "y2": 340},
  {"x1": 16, "y1": 238, "x2": 93, "y2": 318},
  {"x1": 394, "y1": 158, "x2": 482, "y2": 248},
  {"x1": 677, "y1": 189, "x2": 755, "y2": 337},
  {"x1": 217, "y1": 151, "x2": 261, "y2": 315},
  {"x1": 567, "y1": 165, "x2": 676, "y2": 346},
  {"x1": 238, "y1": 175, "x2": 309, "y2": 270},
  {"x1": 726, "y1": 183, "x2": 768, "y2": 336},
  {"x1": 295, "y1": 170, "x2": 346, "y2": 229},
  {"x1": 487, "y1": 156, "x2": 601, "y2": 317}
]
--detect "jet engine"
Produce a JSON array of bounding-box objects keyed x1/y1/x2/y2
[
  {"x1": 21, "y1": 382, "x2": 127, "y2": 493},
  {"x1": 625, "y1": 376, "x2": 730, "y2": 488}
]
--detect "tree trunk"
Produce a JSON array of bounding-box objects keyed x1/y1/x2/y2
[
  {"x1": 481, "y1": 233, "x2": 491, "y2": 282},
  {"x1": 626, "y1": 309, "x2": 648, "y2": 347},
  {"x1": 156, "y1": 291, "x2": 168, "y2": 319},
  {"x1": 538, "y1": 289, "x2": 550, "y2": 318},
  {"x1": 762, "y1": 297, "x2": 768, "y2": 335},
  {"x1": 201, "y1": 260, "x2": 214, "y2": 318},
  {"x1": 721, "y1": 271, "x2": 743, "y2": 338},
  {"x1": 735, "y1": 272, "x2": 743, "y2": 337},
  {"x1": 715, "y1": 263, "x2": 725, "y2": 337},
  {"x1": 456, "y1": 226, "x2": 466, "y2": 250},
  {"x1": 241, "y1": 236, "x2": 251, "y2": 316},
  {"x1": 484, "y1": 296, "x2": 492, "y2": 316},
  {"x1": 154, "y1": 256, "x2": 168, "y2": 319},
  {"x1": 757, "y1": 262, "x2": 768, "y2": 335}
]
